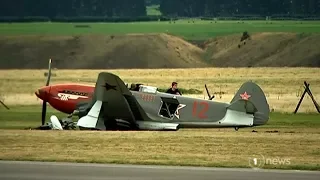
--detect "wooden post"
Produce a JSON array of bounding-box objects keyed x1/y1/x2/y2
[
  {"x1": 294, "y1": 82, "x2": 309, "y2": 114},
  {"x1": 305, "y1": 82, "x2": 320, "y2": 113},
  {"x1": 294, "y1": 81, "x2": 320, "y2": 114},
  {"x1": 0, "y1": 100, "x2": 9, "y2": 110}
]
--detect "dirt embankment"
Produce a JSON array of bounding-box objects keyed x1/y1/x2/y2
[
  {"x1": 203, "y1": 32, "x2": 320, "y2": 67},
  {"x1": 0, "y1": 32, "x2": 319, "y2": 69},
  {"x1": 0, "y1": 33, "x2": 206, "y2": 69}
]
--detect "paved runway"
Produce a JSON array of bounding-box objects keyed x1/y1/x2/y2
[{"x1": 0, "y1": 161, "x2": 319, "y2": 180}]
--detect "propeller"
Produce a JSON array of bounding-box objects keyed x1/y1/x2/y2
[
  {"x1": 41, "y1": 59, "x2": 52, "y2": 125},
  {"x1": 205, "y1": 84, "x2": 215, "y2": 100},
  {"x1": 41, "y1": 100, "x2": 47, "y2": 125}
]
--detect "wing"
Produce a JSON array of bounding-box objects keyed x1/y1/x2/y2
[
  {"x1": 77, "y1": 100, "x2": 102, "y2": 129},
  {"x1": 77, "y1": 72, "x2": 149, "y2": 130}
]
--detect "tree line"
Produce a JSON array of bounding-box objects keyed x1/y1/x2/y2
[
  {"x1": 0, "y1": 0, "x2": 319, "y2": 22},
  {"x1": 0, "y1": 0, "x2": 146, "y2": 17},
  {"x1": 160, "y1": 0, "x2": 320, "y2": 17}
]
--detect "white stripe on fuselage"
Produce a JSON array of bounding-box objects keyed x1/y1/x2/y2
[{"x1": 56, "y1": 93, "x2": 88, "y2": 101}]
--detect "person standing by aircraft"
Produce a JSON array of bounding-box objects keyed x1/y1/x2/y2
[{"x1": 166, "y1": 82, "x2": 182, "y2": 95}]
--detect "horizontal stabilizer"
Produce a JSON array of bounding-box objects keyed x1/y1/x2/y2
[
  {"x1": 50, "y1": 115, "x2": 63, "y2": 130},
  {"x1": 136, "y1": 121, "x2": 179, "y2": 131},
  {"x1": 77, "y1": 100, "x2": 102, "y2": 129},
  {"x1": 220, "y1": 109, "x2": 254, "y2": 126}
]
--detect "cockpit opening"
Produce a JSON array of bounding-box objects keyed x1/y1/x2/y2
[
  {"x1": 158, "y1": 97, "x2": 180, "y2": 119},
  {"x1": 129, "y1": 83, "x2": 143, "y2": 91}
]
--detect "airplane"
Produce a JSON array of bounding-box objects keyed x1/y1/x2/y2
[{"x1": 35, "y1": 59, "x2": 270, "y2": 131}]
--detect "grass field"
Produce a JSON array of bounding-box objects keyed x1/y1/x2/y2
[
  {"x1": 1, "y1": 70, "x2": 320, "y2": 170},
  {"x1": 0, "y1": 68, "x2": 319, "y2": 170},
  {"x1": 1, "y1": 68, "x2": 319, "y2": 112},
  {"x1": 1, "y1": 105, "x2": 319, "y2": 130},
  {"x1": 0, "y1": 20, "x2": 320, "y2": 40},
  {"x1": 0, "y1": 105, "x2": 319, "y2": 170}
]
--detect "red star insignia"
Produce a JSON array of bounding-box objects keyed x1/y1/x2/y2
[{"x1": 240, "y1": 91, "x2": 251, "y2": 100}]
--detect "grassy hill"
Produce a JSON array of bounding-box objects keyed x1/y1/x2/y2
[
  {"x1": 0, "y1": 32, "x2": 319, "y2": 68},
  {"x1": 0, "y1": 21, "x2": 319, "y2": 68},
  {"x1": 0, "y1": 33, "x2": 207, "y2": 69},
  {"x1": 203, "y1": 32, "x2": 320, "y2": 67}
]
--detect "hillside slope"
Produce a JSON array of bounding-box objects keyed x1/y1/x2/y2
[
  {"x1": 0, "y1": 32, "x2": 319, "y2": 69},
  {"x1": 0, "y1": 33, "x2": 206, "y2": 69},
  {"x1": 204, "y1": 32, "x2": 320, "y2": 67}
]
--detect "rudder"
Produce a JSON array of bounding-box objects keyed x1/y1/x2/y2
[{"x1": 229, "y1": 81, "x2": 270, "y2": 126}]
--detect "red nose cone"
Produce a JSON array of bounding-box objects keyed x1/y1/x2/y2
[{"x1": 35, "y1": 86, "x2": 51, "y2": 101}]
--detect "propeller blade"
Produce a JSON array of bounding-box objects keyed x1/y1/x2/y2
[
  {"x1": 41, "y1": 59, "x2": 52, "y2": 125},
  {"x1": 46, "y1": 59, "x2": 52, "y2": 86},
  {"x1": 41, "y1": 101, "x2": 47, "y2": 125}
]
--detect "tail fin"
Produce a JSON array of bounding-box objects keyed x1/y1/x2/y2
[{"x1": 228, "y1": 81, "x2": 270, "y2": 126}]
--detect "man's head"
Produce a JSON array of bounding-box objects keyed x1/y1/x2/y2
[
  {"x1": 171, "y1": 82, "x2": 178, "y2": 90},
  {"x1": 130, "y1": 83, "x2": 136, "y2": 90}
]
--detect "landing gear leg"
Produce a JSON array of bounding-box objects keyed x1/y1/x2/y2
[{"x1": 234, "y1": 127, "x2": 239, "y2": 131}]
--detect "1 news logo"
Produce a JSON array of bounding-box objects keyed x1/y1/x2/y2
[
  {"x1": 248, "y1": 154, "x2": 291, "y2": 169},
  {"x1": 248, "y1": 154, "x2": 265, "y2": 169}
]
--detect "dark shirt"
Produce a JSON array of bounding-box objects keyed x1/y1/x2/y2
[
  {"x1": 166, "y1": 88, "x2": 182, "y2": 95},
  {"x1": 134, "y1": 84, "x2": 143, "y2": 91}
]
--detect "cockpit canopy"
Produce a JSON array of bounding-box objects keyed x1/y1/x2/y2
[
  {"x1": 139, "y1": 85, "x2": 157, "y2": 94},
  {"x1": 129, "y1": 83, "x2": 158, "y2": 94}
]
